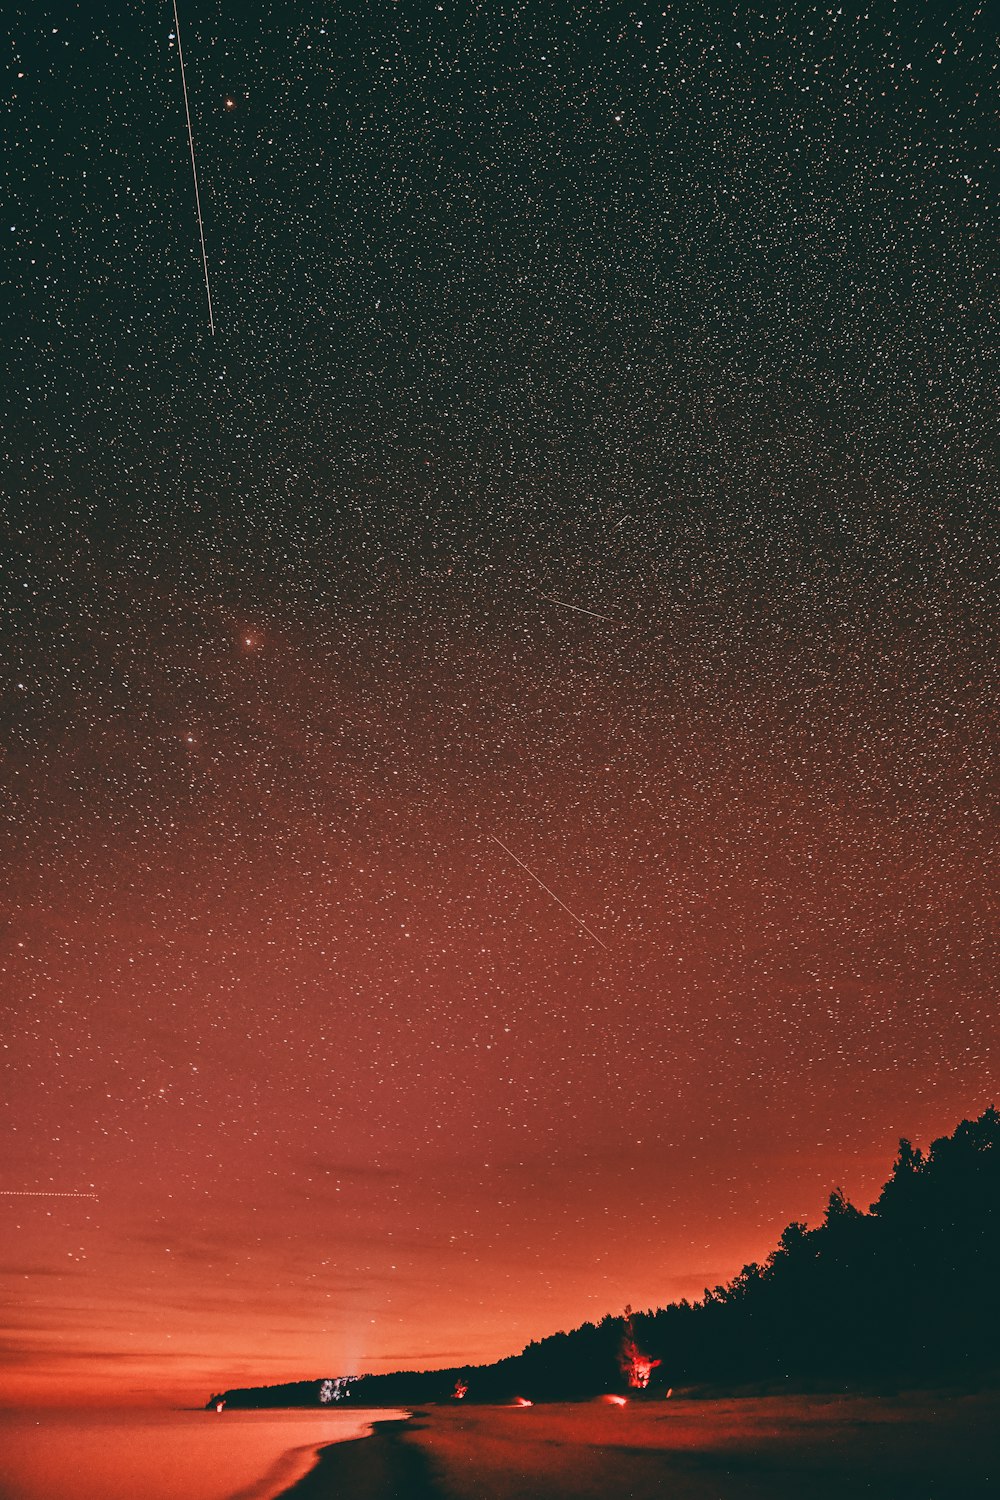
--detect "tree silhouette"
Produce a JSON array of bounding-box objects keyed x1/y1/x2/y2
[{"x1": 209, "y1": 1109, "x2": 1000, "y2": 1408}]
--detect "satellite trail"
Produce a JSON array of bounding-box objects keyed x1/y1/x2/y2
[
  {"x1": 172, "y1": 0, "x2": 215, "y2": 334},
  {"x1": 0, "y1": 1191, "x2": 98, "y2": 1199},
  {"x1": 539, "y1": 593, "x2": 617, "y2": 623},
  {"x1": 489, "y1": 835, "x2": 609, "y2": 950}
]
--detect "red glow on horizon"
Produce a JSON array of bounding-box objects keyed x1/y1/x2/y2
[
  {"x1": 512, "y1": 1396, "x2": 533, "y2": 1406},
  {"x1": 603, "y1": 1394, "x2": 628, "y2": 1406},
  {"x1": 1, "y1": 584, "x2": 991, "y2": 1413}
]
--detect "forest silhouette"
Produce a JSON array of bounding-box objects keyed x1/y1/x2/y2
[{"x1": 209, "y1": 1108, "x2": 999, "y2": 1408}]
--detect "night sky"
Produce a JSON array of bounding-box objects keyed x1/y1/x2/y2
[{"x1": 3, "y1": 1, "x2": 996, "y2": 1406}]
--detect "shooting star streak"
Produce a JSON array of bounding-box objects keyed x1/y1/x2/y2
[
  {"x1": 489, "y1": 835, "x2": 608, "y2": 950},
  {"x1": 539, "y1": 593, "x2": 616, "y2": 623},
  {"x1": 172, "y1": 0, "x2": 215, "y2": 334},
  {"x1": 0, "y1": 1191, "x2": 98, "y2": 1199}
]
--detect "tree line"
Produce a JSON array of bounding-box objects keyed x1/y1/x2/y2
[{"x1": 208, "y1": 1107, "x2": 999, "y2": 1407}]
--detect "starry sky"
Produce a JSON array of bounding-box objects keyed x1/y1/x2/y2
[{"x1": 2, "y1": 1, "x2": 996, "y2": 1406}]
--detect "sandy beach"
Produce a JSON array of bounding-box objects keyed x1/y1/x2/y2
[{"x1": 278, "y1": 1393, "x2": 999, "y2": 1500}]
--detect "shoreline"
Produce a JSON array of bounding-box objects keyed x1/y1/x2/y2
[
  {"x1": 274, "y1": 1416, "x2": 440, "y2": 1500},
  {"x1": 275, "y1": 1393, "x2": 1000, "y2": 1500},
  {"x1": 0, "y1": 1407, "x2": 407, "y2": 1500}
]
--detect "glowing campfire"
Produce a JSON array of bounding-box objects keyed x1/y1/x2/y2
[
  {"x1": 620, "y1": 1305, "x2": 661, "y2": 1390},
  {"x1": 452, "y1": 1378, "x2": 469, "y2": 1400}
]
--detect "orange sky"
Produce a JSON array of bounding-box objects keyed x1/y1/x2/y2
[{"x1": 4, "y1": 0, "x2": 995, "y2": 1411}]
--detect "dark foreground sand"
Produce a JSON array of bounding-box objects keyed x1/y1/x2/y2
[{"x1": 278, "y1": 1392, "x2": 999, "y2": 1499}]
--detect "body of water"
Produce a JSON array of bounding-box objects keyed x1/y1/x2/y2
[{"x1": 0, "y1": 1405, "x2": 408, "y2": 1500}]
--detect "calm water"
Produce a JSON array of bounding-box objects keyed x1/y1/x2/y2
[{"x1": 0, "y1": 1406, "x2": 409, "y2": 1500}]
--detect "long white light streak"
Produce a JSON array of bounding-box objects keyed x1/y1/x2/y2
[
  {"x1": 489, "y1": 835, "x2": 608, "y2": 950},
  {"x1": 172, "y1": 0, "x2": 215, "y2": 334}
]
